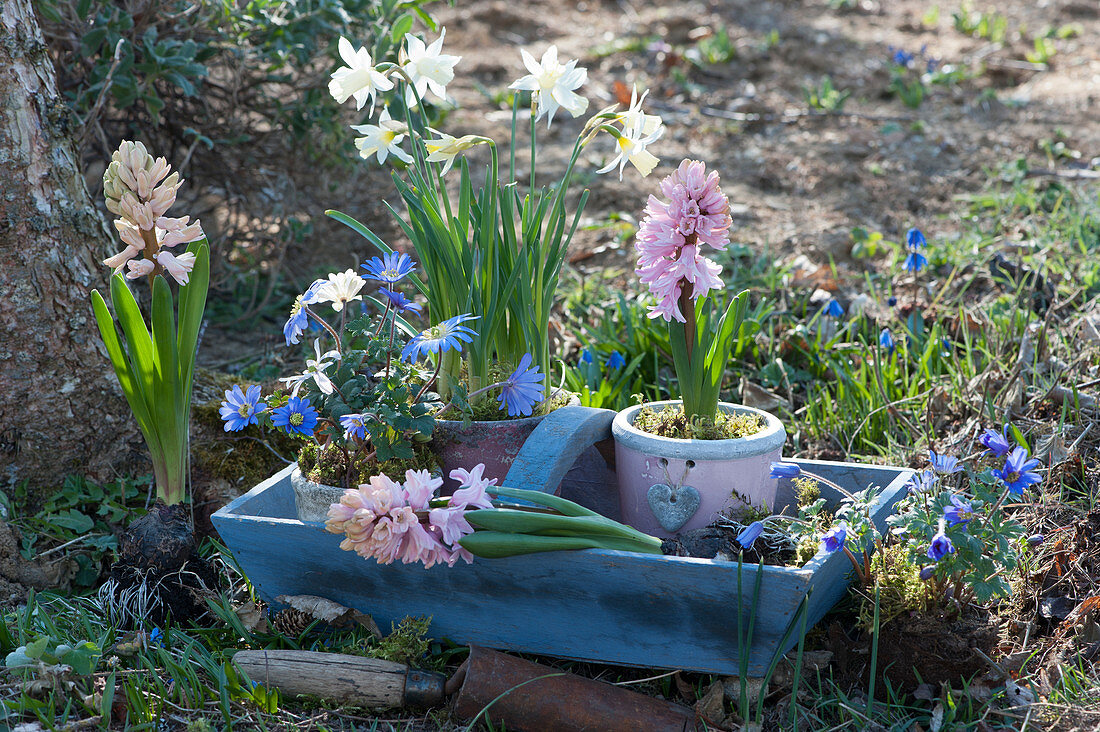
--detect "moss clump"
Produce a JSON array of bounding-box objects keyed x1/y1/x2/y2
[
  {"x1": 633, "y1": 404, "x2": 765, "y2": 440},
  {"x1": 298, "y1": 441, "x2": 439, "y2": 488},
  {"x1": 857, "y1": 544, "x2": 935, "y2": 630},
  {"x1": 448, "y1": 357, "x2": 574, "y2": 422},
  {"x1": 794, "y1": 476, "x2": 821, "y2": 507}
]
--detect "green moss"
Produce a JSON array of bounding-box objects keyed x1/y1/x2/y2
[
  {"x1": 794, "y1": 476, "x2": 821, "y2": 507},
  {"x1": 298, "y1": 441, "x2": 438, "y2": 488},
  {"x1": 450, "y1": 358, "x2": 575, "y2": 422},
  {"x1": 857, "y1": 544, "x2": 935, "y2": 630},
  {"x1": 632, "y1": 404, "x2": 765, "y2": 440},
  {"x1": 352, "y1": 616, "x2": 439, "y2": 669}
]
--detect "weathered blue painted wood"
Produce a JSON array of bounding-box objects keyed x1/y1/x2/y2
[
  {"x1": 212, "y1": 408, "x2": 911, "y2": 676},
  {"x1": 504, "y1": 406, "x2": 615, "y2": 495}
]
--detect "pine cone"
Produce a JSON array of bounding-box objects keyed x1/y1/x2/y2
[{"x1": 272, "y1": 608, "x2": 313, "y2": 636}]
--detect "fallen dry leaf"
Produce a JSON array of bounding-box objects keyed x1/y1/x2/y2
[{"x1": 234, "y1": 600, "x2": 268, "y2": 633}]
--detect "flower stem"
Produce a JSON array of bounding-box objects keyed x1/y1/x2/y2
[{"x1": 304, "y1": 306, "x2": 343, "y2": 353}]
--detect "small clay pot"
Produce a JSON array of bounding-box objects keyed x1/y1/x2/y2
[{"x1": 290, "y1": 465, "x2": 346, "y2": 524}]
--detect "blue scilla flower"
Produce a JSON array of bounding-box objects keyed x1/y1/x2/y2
[
  {"x1": 340, "y1": 413, "x2": 368, "y2": 441},
  {"x1": 272, "y1": 397, "x2": 318, "y2": 437},
  {"x1": 821, "y1": 523, "x2": 847, "y2": 554},
  {"x1": 903, "y1": 250, "x2": 928, "y2": 273},
  {"x1": 994, "y1": 446, "x2": 1042, "y2": 495},
  {"x1": 889, "y1": 46, "x2": 914, "y2": 67},
  {"x1": 379, "y1": 288, "x2": 422, "y2": 315},
  {"x1": 219, "y1": 385, "x2": 266, "y2": 432},
  {"x1": 283, "y1": 279, "x2": 326, "y2": 346},
  {"x1": 769, "y1": 462, "x2": 801, "y2": 479},
  {"x1": 824, "y1": 299, "x2": 844, "y2": 318},
  {"x1": 943, "y1": 494, "x2": 976, "y2": 527},
  {"x1": 906, "y1": 228, "x2": 927, "y2": 250},
  {"x1": 736, "y1": 521, "x2": 764, "y2": 550},
  {"x1": 497, "y1": 353, "x2": 545, "y2": 417},
  {"x1": 927, "y1": 527, "x2": 955, "y2": 562},
  {"x1": 879, "y1": 328, "x2": 896, "y2": 355},
  {"x1": 401, "y1": 314, "x2": 478, "y2": 362},
  {"x1": 979, "y1": 424, "x2": 1013, "y2": 457},
  {"x1": 606, "y1": 351, "x2": 626, "y2": 370},
  {"x1": 580, "y1": 348, "x2": 595, "y2": 364},
  {"x1": 928, "y1": 450, "x2": 962, "y2": 476},
  {"x1": 361, "y1": 251, "x2": 416, "y2": 285}
]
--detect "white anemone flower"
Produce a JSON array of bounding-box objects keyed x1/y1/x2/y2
[
  {"x1": 280, "y1": 340, "x2": 340, "y2": 397},
  {"x1": 314, "y1": 269, "x2": 366, "y2": 312},
  {"x1": 424, "y1": 133, "x2": 490, "y2": 175},
  {"x1": 329, "y1": 37, "x2": 394, "y2": 112},
  {"x1": 350, "y1": 108, "x2": 413, "y2": 165},
  {"x1": 509, "y1": 45, "x2": 589, "y2": 127},
  {"x1": 597, "y1": 122, "x2": 663, "y2": 180},
  {"x1": 399, "y1": 29, "x2": 461, "y2": 108}
]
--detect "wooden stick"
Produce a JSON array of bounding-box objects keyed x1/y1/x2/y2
[{"x1": 233, "y1": 650, "x2": 445, "y2": 709}]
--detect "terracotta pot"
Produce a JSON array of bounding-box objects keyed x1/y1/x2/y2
[
  {"x1": 431, "y1": 396, "x2": 579, "y2": 491},
  {"x1": 290, "y1": 465, "x2": 345, "y2": 523},
  {"x1": 611, "y1": 401, "x2": 786, "y2": 538}
]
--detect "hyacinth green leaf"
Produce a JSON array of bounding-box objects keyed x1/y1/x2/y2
[
  {"x1": 176, "y1": 240, "x2": 209, "y2": 385},
  {"x1": 459, "y1": 531, "x2": 662, "y2": 558},
  {"x1": 109, "y1": 274, "x2": 157, "y2": 427},
  {"x1": 90, "y1": 290, "x2": 154, "y2": 436}
]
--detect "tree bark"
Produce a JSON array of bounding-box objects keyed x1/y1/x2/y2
[{"x1": 0, "y1": 0, "x2": 138, "y2": 499}]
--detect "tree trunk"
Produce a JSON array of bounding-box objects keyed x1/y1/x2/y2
[{"x1": 0, "y1": 0, "x2": 138, "y2": 500}]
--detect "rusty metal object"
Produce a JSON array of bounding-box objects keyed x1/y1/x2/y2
[{"x1": 453, "y1": 646, "x2": 697, "y2": 732}]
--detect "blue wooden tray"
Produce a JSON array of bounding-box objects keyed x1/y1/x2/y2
[{"x1": 212, "y1": 407, "x2": 910, "y2": 676}]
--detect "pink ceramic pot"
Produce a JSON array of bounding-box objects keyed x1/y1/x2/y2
[
  {"x1": 431, "y1": 395, "x2": 579, "y2": 492},
  {"x1": 611, "y1": 401, "x2": 786, "y2": 538}
]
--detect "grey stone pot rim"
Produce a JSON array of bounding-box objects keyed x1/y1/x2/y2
[{"x1": 612, "y1": 400, "x2": 786, "y2": 460}]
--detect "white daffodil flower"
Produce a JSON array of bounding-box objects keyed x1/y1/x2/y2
[
  {"x1": 597, "y1": 122, "x2": 663, "y2": 180},
  {"x1": 280, "y1": 340, "x2": 340, "y2": 397},
  {"x1": 424, "y1": 133, "x2": 490, "y2": 175},
  {"x1": 618, "y1": 84, "x2": 664, "y2": 137},
  {"x1": 350, "y1": 108, "x2": 413, "y2": 165},
  {"x1": 329, "y1": 37, "x2": 394, "y2": 112},
  {"x1": 509, "y1": 45, "x2": 589, "y2": 127},
  {"x1": 314, "y1": 269, "x2": 366, "y2": 312},
  {"x1": 399, "y1": 29, "x2": 461, "y2": 108}
]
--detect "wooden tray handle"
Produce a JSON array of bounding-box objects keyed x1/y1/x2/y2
[{"x1": 502, "y1": 406, "x2": 616, "y2": 495}]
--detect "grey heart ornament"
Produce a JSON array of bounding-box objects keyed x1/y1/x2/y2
[{"x1": 646, "y1": 483, "x2": 701, "y2": 533}]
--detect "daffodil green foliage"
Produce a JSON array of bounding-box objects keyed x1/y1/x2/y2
[
  {"x1": 458, "y1": 486, "x2": 663, "y2": 557},
  {"x1": 670, "y1": 288, "x2": 758, "y2": 423},
  {"x1": 90, "y1": 241, "x2": 209, "y2": 505}
]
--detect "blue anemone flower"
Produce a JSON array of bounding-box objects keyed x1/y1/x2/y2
[
  {"x1": 910, "y1": 468, "x2": 937, "y2": 493},
  {"x1": 606, "y1": 351, "x2": 626, "y2": 370},
  {"x1": 928, "y1": 450, "x2": 962, "y2": 475},
  {"x1": 906, "y1": 228, "x2": 927, "y2": 250},
  {"x1": 497, "y1": 353, "x2": 545, "y2": 417},
  {"x1": 283, "y1": 279, "x2": 326, "y2": 346},
  {"x1": 879, "y1": 328, "x2": 896, "y2": 355},
  {"x1": 821, "y1": 523, "x2": 847, "y2": 554},
  {"x1": 979, "y1": 424, "x2": 1013, "y2": 457},
  {"x1": 927, "y1": 528, "x2": 955, "y2": 562},
  {"x1": 219, "y1": 385, "x2": 266, "y2": 432},
  {"x1": 361, "y1": 252, "x2": 417, "y2": 285},
  {"x1": 736, "y1": 521, "x2": 765, "y2": 550},
  {"x1": 340, "y1": 413, "x2": 368, "y2": 441},
  {"x1": 903, "y1": 250, "x2": 928, "y2": 273},
  {"x1": 824, "y1": 299, "x2": 844, "y2": 318},
  {"x1": 272, "y1": 397, "x2": 318, "y2": 437},
  {"x1": 943, "y1": 494, "x2": 976, "y2": 527},
  {"x1": 379, "y1": 288, "x2": 422, "y2": 314},
  {"x1": 401, "y1": 314, "x2": 478, "y2": 362},
  {"x1": 769, "y1": 462, "x2": 801, "y2": 479},
  {"x1": 994, "y1": 446, "x2": 1043, "y2": 495}
]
